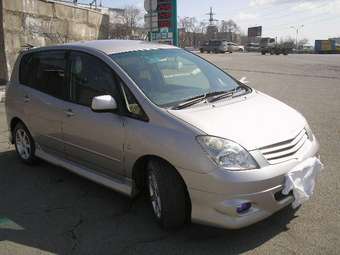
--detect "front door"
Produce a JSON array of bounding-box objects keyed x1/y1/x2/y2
[{"x1": 62, "y1": 51, "x2": 125, "y2": 177}]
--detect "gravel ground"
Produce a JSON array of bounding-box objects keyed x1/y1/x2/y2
[{"x1": 0, "y1": 53, "x2": 339, "y2": 255}]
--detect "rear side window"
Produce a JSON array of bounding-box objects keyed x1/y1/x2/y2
[
  {"x1": 69, "y1": 51, "x2": 119, "y2": 107},
  {"x1": 19, "y1": 51, "x2": 67, "y2": 100},
  {"x1": 20, "y1": 54, "x2": 35, "y2": 87}
]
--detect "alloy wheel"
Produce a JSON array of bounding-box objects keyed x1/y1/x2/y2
[
  {"x1": 148, "y1": 171, "x2": 162, "y2": 219},
  {"x1": 15, "y1": 128, "x2": 31, "y2": 160}
]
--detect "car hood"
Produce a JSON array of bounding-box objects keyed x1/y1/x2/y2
[{"x1": 168, "y1": 92, "x2": 306, "y2": 150}]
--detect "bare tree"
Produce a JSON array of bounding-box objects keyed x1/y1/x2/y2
[
  {"x1": 298, "y1": 38, "x2": 309, "y2": 48},
  {"x1": 198, "y1": 21, "x2": 208, "y2": 34},
  {"x1": 219, "y1": 19, "x2": 240, "y2": 33},
  {"x1": 179, "y1": 17, "x2": 206, "y2": 48},
  {"x1": 110, "y1": 5, "x2": 142, "y2": 39},
  {"x1": 280, "y1": 37, "x2": 295, "y2": 49}
]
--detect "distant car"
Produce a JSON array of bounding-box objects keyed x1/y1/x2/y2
[
  {"x1": 199, "y1": 40, "x2": 232, "y2": 53},
  {"x1": 245, "y1": 43, "x2": 260, "y2": 52},
  {"x1": 226, "y1": 42, "x2": 245, "y2": 52},
  {"x1": 300, "y1": 45, "x2": 314, "y2": 54}
]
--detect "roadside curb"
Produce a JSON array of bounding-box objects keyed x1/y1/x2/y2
[{"x1": 0, "y1": 87, "x2": 6, "y2": 103}]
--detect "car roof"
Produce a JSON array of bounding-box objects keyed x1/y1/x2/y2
[{"x1": 27, "y1": 40, "x2": 178, "y2": 55}]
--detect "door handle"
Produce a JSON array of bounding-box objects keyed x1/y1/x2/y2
[
  {"x1": 65, "y1": 109, "x2": 75, "y2": 117},
  {"x1": 24, "y1": 95, "x2": 30, "y2": 103}
]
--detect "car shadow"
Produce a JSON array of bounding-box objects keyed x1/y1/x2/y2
[{"x1": 0, "y1": 149, "x2": 299, "y2": 255}]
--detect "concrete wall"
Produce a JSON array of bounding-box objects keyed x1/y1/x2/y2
[
  {"x1": 0, "y1": 0, "x2": 7, "y2": 84},
  {"x1": 0, "y1": 0, "x2": 110, "y2": 82}
]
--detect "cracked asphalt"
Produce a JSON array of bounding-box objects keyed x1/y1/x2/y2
[{"x1": 0, "y1": 53, "x2": 339, "y2": 255}]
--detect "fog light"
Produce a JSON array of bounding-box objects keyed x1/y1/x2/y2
[{"x1": 236, "y1": 202, "x2": 251, "y2": 214}]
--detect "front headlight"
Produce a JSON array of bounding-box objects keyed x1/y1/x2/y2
[{"x1": 196, "y1": 136, "x2": 259, "y2": 171}]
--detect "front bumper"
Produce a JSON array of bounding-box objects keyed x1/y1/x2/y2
[{"x1": 178, "y1": 137, "x2": 320, "y2": 229}]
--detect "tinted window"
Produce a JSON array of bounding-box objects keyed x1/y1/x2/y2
[
  {"x1": 69, "y1": 52, "x2": 119, "y2": 107},
  {"x1": 20, "y1": 51, "x2": 67, "y2": 99},
  {"x1": 20, "y1": 54, "x2": 35, "y2": 87}
]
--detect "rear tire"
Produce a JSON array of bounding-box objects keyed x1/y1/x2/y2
[
  {"x1": 147, "y1": 159, "x2": 190, "y2": 229},
  {"x1": 13, "y1": 122, "x2": 37, "y2": 165}
]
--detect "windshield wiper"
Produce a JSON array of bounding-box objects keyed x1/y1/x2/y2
[
  {"x1": 208, "y1": 86, "x2": 246, "y2": 103},
  {"x1": 172, "y1": 90, "x2": 235, "y2": 110},
  {"x1": 171, "y1": 88, "x2": 247, "y2": 110},
  {"x1": 171, "y1": 94, "x2": 208, "y2": 110}
]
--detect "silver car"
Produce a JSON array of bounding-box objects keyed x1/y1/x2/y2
[{"x1": 5, "y1": 40, "x2": 320, "y2": 229}]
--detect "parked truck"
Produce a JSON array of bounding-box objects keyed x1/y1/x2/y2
[{"x1": 260, "y1": 37, "x2": 290, "y2": 55}]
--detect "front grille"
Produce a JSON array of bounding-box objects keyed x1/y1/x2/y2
[{"x1": 260, "y1": 129, "x2": 308, "y2": 165}]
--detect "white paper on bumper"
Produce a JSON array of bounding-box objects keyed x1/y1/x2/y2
[{"x1": 282, "y1": 157, "x2": 324, "y2": 209}]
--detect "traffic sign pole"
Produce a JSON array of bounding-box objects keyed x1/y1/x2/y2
[
  {"x1": 145, "y1": 0, "x2": 178, "y2": 46},
  {"x1": 172, "y1": 0, "x2": 178, "y2": 46}
]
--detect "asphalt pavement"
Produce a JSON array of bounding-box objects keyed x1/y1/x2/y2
[{"x1": 0, "y1": 53, "x2": 339, "y2": 255}]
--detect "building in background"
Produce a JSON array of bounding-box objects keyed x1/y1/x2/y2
[{"x1": 330, "y1": 37, "x2": 340, "y2": 44}]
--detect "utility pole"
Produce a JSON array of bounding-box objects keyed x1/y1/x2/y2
[
  {"x1": 290, "y1": 25, "x2": 304, "y2": 49},
  {"x1": 206, "y1": 7, "x2": 218, "y2": 26}
]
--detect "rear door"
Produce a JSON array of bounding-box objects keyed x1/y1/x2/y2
[
  {"x1": 19, "y1": 51, "x2": 68, "y2": 158},
  {"x1": 62, "y1": 51, "x2": 125, "y2": 177}
]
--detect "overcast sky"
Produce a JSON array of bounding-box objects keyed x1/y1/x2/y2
[{"x1": 94, "y1": 0, "x2": 340, "y2": 43}]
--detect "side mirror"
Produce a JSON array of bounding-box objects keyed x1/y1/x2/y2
[
  {"x1": 239, "y1": 77, "x2": 249, "y2": 84},
  {"x1": 91, "y1": 95, "x2": 117, "y2": 112}
]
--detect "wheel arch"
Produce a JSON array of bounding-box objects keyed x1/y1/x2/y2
[
  {"x1": 132, "y1": 154, "x2": 192, "y2": 221},
  {"x1": 9, "y1": 117, "x2": 25, "y2": 144},
  {"x1": 132, "y1": 155, "x2": 191, "y2": 196}
]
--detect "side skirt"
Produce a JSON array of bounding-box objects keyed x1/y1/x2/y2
[{"x1": 35, "y1": 149, "x2": 133, "y2": 197}]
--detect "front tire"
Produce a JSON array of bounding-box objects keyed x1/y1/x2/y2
[
  {"x1": 14, "y1": 122, "x2": 37, "y2": 164},
  {"x1": 147, "y1": 159, "x2": 189, "y2": 229}
]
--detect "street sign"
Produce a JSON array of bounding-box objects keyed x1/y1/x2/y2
[
  {"x1": 144, "y1": 0, "x2": 178, "y2": 46},
  {"x1": 144, "y1": 0, "x2": 158, "y2": 12},
  {"x1": 248, "y1": 26, "x2": 262, "y2": 37}
]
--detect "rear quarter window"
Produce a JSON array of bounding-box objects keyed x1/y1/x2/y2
[
  {"x1": 19, "y1": 51, "x2": 68, "y2": 100},
  {"x1": 19, "y1": 53, "x2": 35, "y2": 87}
]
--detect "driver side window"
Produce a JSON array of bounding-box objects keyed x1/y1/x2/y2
[{"x1": 69, "y1": 52, "x2": 118, "y2": 107}]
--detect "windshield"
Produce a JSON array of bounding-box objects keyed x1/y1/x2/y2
[{"x1": 110, "y1": 49, "x2": 242, "y2": 107}]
